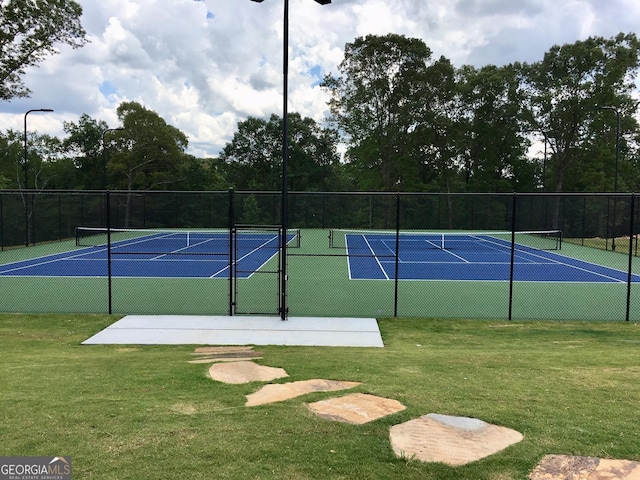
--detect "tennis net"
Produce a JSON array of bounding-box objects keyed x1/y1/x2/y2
[
  {"x1": 328, "y1": 229, "x2": 562, "y2": 252},
  {"x1": 75, "y1": 226, "x2": 301, "y2": 255}
]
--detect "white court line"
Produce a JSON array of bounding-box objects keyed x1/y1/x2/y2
[
  {"x1": 347, "y1": 235, "x2": 389, "y2": 280},
  {"x1": 209, "y1": 234, "x2": 292, "y2": 279},
  {"x1": 369, "y1": 234, "x2": 631, "y2": 283},
  {"x1": 0, "y1": 247, "x2": 105, "y2": 274},
  {"x1": 150, "y1": 235, "x2": 226, "y2": 260}
]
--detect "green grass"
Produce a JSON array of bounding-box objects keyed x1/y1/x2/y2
[{"x1": 1, "y1": 315, "x2": 640, "y2": 479}]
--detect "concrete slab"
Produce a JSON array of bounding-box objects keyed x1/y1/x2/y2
[{"x1": 82, "y1": 315, "x2": 384, "y2": 347}]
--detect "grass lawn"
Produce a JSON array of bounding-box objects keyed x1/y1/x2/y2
[{"x1": 1, "y1": 314, "x2": 639, "y2": 479}]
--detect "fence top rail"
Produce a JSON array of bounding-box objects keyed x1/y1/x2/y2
[{"x1": 0, "y1": 189, "x2": 637, "y2": 198}]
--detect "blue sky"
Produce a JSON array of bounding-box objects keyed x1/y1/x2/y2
[{"x1": 2, "y1": 0, "x2": 639, "y2": 158}]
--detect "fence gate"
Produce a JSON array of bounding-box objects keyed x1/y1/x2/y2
[{"x1": 232, "y1": 225, "x2": 283, "y2": 315}]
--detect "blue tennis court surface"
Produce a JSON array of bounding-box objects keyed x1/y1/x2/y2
[
  {"x1": 345, "y1": 233, "x2": 640, "y2": 283},
  {"x1": 0, "y1": 231, "x2": 292, "y2": 278}
]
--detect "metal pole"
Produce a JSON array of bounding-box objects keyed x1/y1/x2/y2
[
  {"x1": 250, "y1": 0, "x2": 331, "y2": 320},
  {"x1": 626, "y1": 193, "x2": 634, "y2": 321},
  {"x1": 508, "y1": 193, "x2": 517, "y2": 321},
  {"x1": 280, "y1": 0, "x2": 289, "y2": 320},
  {"x1": 106, "y1": 191, "x2": 112, "y2": 314}
]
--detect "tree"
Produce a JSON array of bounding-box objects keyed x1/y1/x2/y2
[
  {"x1": 109, "y1": 101, "x2": 189, "y2": 191},
  {"x1": 220, "y1": 112, "x2": 340, "y2": 192},
  {"x1": 323, "y1": 34, "x2": 460, "y2": 196},
  {"x1": 0, "y1": 0, "x2": 88, "y2": 100},
  {"x1": 62, "y1": 114, "x2": 109, "y2": 189},
  {"x1": 220, "y1": 115, "x2": 282, "y2": 191},
  {"x1": 455, "y1": 64, "x2": 534, "y2": 192},
  {"x1": 520, "y1": 33, "x2": 640, "y2": 194},
  {"x1": 108, "y1": 102, "x2": 189, "y2": 226},
  {"x1": 0, "y1": 130, "x2": 22, "y2": 188},
  {"x1": 323, "y1": 34, "x2": 430, "y2": 191},
  {"x1": 519, "y1": 33, "x2": 640, "y2": 232}
]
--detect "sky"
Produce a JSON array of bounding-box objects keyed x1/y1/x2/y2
[{"x1": 1, "y1": 0, "x2": 639, "y2": 158}]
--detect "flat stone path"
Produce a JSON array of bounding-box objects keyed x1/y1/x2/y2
[{"x1": 194, "y1": 348, "x2": 637, "y2": 476}]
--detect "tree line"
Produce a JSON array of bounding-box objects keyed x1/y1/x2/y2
[{"x1": 1, "y1": 30, "x2": 639, "y2": 195}]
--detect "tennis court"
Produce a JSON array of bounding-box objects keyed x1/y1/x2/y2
[
  {"x1": 333, "y1": 230, "x2": 640, "y2": 283},
  {"x1": 1, "y1": 228, "x2": 637, "y2": 284},
  {"x1": 0, "y1": 228, "x2": 298, "y2": 279}
]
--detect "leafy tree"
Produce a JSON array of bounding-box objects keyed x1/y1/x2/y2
[
  {"x1": 25, "y1": 132, "x2": 63, "y2": 190},
  {"x1": 323, "y1": 34, "x2": 441, "y2": 192},
  {"x1": 0, "y1": 130, "x2": 22, "y2": 187},
  {"x1": 0, "y1": 0, "x2": 88, "y2": 100},
  {"x1": 0, "y1": 129, "x2": 61, "y2": 190},
  {"x1": 221, "y1": 115, "x2": 282, "y2": 191},
  {"x1": 181, "y1": 155, "x2": 229, "y2": 191},
  {"x1": 520, "y1": 33, "x2": 640, "y2": 194},
  {"x1": 456, "y1": 64, "x2": 534, "y2": 192},
  {"x1": 62, "y1": 114, "x2": 109, "y2": 189},
  {"x1": 109, "y1": 101, "x2": 189, "y2": 191},
  {"x1": 220, "y1": 113, "x2": 340, "y2": 192},
  {"x1": 519, "y1": 33, "x2": 640, "y2": 232},
  {"x1": 108, "y1": 102, "x2": 189, "y2": 225}
]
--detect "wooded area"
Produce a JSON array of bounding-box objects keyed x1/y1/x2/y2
[{"x1": 1, "y1": 32, "x2": 639, "y2": 195}]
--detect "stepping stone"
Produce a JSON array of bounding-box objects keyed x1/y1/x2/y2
[
  {"x1": 195, "y1": 346, "x2": 256, "y2": 354},
  {"x1": 208, "y1": 361, "x2": 288, "y2": 384},
  {"x1": 389, "y1": 413, "x2": 523, "y2": 466},
  {"x1": 528, "y1": 455, "x2": 640, "y2": 479},
  {"x1": 190, "y1": 346, "x2": 264, "y2": 363},
  {"x1": 188, "y1": 357, "x2": 263, "y2": 364},
  {"x1": 307, "y1": 393, "x2": 406, "y2": 424},
  {"x1": 246, "y1": 379, "x2": 361, "y2": 406}
]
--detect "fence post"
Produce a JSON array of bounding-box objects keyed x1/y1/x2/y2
[
  {"x1": 107, "y1": 191, "x2": 112, "y2": 314},
  {"x1": 0, "y1": 192, "x2": 3, "y2": 251},
  {"x1": 626, "y1": 193, "x2": 634, "y2": 321},
  {"x1": 394, "y1": 192, "x2": 400, "y2": 318},
  {"x1": 228, "y1": 188, "x2": 235, "y2": 316},
  {"x1": 508, "y1": 193, "x2": 517, "y2": 321}
]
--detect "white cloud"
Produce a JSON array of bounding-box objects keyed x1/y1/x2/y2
[{"x1": 2, "y1": 0, "x2": 638, "y2": 158}]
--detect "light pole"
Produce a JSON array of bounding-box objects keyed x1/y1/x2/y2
[
  {"x1": 250, "y1": 0, "x2": 331, "y2": 320},
  {"x1": 101, "y1": 127, "x2": 125, "y2": 189},
  {"x1": 593, "y1": 106, "x2": 621, "y2": 250},
  {"x1": 23, "y1": 108, "x2": 54, "y2": 246}
]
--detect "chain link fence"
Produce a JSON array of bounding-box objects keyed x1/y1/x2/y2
[{"x1": 0, "y1": 189, "x2": 638, "y2": 321}]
